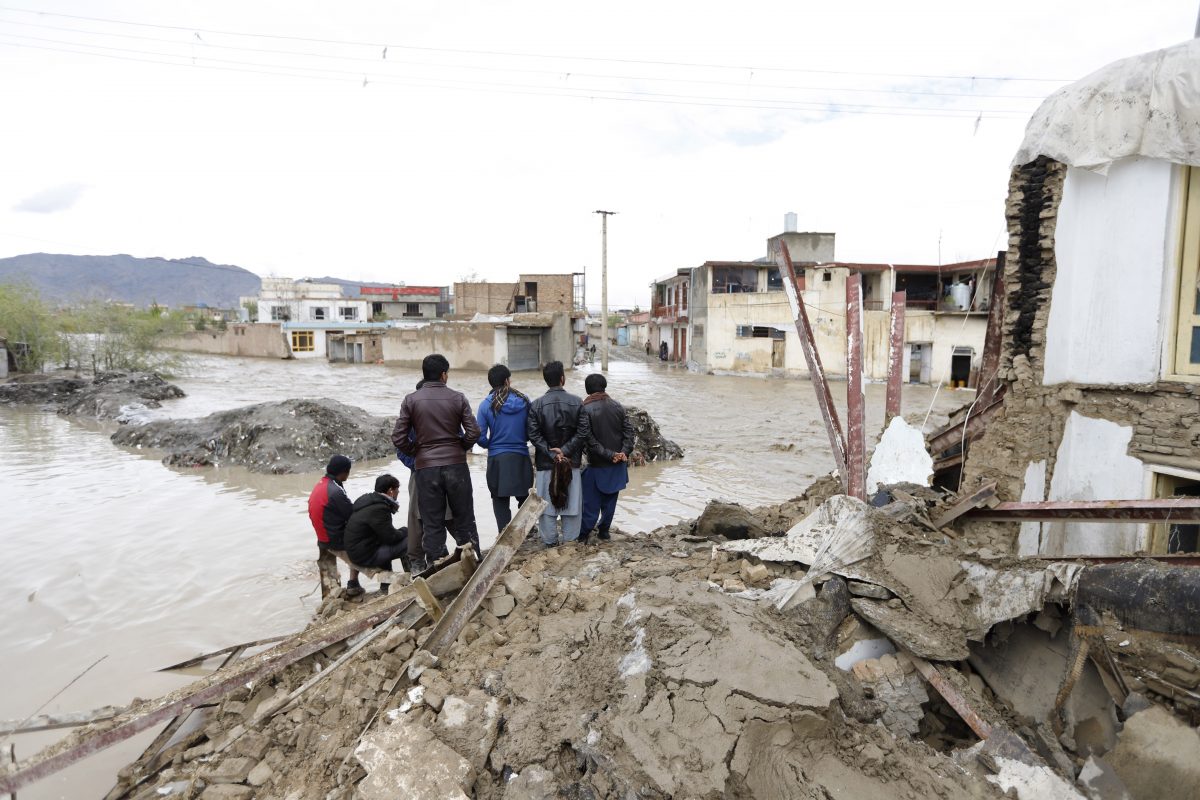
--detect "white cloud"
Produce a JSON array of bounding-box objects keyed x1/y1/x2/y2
[{"x1": 12, "y1": 182, "x2": 88, "y2": 214}]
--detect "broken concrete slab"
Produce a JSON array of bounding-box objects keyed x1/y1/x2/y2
[
  {"x1": 500, "y1": 572, "x2": 536, "y2": 605},
  {"x1": 1104, "y1": 705, "x2": 1200, "y2": 800},
  {"x1": 354, "y1": 723, "x2": 475, "y2": 800},
  {"x1": 985, "y1": 755, "x2": 1087, "y2": 800},
  {"x1": 503, "y1": 764, "x2": 561, "y2": 799},
  {"x1": 866, "y1": 417, "x2": 933, "y2": 495},
  {"x1": 850, "y1": 597, "x2": 970, "y2": 661},
  {"x1": 198, "y1": 786, "x2": 254, "y2": 800},
  {"x1": 1076, "y1": 755, "x2": 1131, "y2": 800},
  {"x1": 433, "y1": 690, "x2": 503, "y2": 773}
]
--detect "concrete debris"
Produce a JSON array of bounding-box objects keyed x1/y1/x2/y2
[
  {"x1": 866, "y1": 417, "x2": 933, "y2": 495},
  {"x1": 0, "y1": 370, "x2": 184, "y2": 422},
  {"x1": 355, "y1": 723, "x2": 476, "y2": 799},
  {"x1": 88, "y1": 478, "x2": 1200, "y2": 800},
  {"x1": 111, "y1": 397, "x2": 396, "y2": 473}
]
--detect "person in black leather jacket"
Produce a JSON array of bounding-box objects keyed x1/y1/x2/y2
[
  {"x1": 579, "y1": 373, "x2": 634, "y2": 543},
  {"x1": 527, "y1": 361, "x2": 590, "y2": 545}
]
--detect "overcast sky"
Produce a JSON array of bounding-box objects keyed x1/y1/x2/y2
[{"x1": 1, "y1": 1, "x2": 1196, "y2": 308}]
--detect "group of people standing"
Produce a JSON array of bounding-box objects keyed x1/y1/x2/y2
[{"x1": 307, "y1": 353, "x2": 635, "y2": 596}]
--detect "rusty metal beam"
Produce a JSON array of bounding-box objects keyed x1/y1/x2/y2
[
  {"x1": 977, "y1": 251, "x2": 1006, "y2": 401},
  {"x1": 926, "y1": 389, "x2": 1005, "y2": 456},
  {"x1": 779, "y1": 242, "x2": 848, "y2": 491},
  {"x1": 965, "y1": 498, "x2": 1200, "y2": 523},
  {"x1": 885, "y1": 290, "x2": 906, "y2": 426},
  {"x1": 907, "y1": 653, "x2": 993, "y2": 739},
  {"x1": 845, "y1": 273, "x2": 866, "y2": 500},
  {"x1": 0, "y1": 558, "x2": 466, "y2": 795},
  {"x1": 0, "y1": 706, "x2": 126, "y2": 737},
  {"x1": 1037, "y1": 555, "x2": 1200, "y2": 566}
]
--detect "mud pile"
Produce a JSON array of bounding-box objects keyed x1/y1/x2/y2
[
  {"x1": 0, "y1": 371, "x2": 184, "y2": 422},
  {"x1": 111, "y1": 398, "x2": 396, "y2": 473},
  {"x1": 625, "y1": 404, "x2": 683, "y2": 463}
]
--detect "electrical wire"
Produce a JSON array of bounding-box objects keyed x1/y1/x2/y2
[
  {"x1": 0, "y1": 18, "x2": 1055, "y2": 101},
  {"x1": 0, "y1": 4, "x2": 1075, "y2": 83}
]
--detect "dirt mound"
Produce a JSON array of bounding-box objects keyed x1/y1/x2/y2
[
  {"x1": 111, "y1": 398, "x2": 395, "y2": 473},
  {"x1": 626, "y1": 404, "x2": 683, "y2": 463},
  {"x1": 0, "y1": 371, "x2": 184, "y2": 421}
]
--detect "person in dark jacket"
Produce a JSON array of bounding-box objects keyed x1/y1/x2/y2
[
  {"x1": 345, "y1": 474, "x2": 409, "y2": 594},
  {"x1": 579, "y1": 373, "x2": 634, "y2": 544},
  {"x1": 307, "y1": 454, "x2": 364, "y2": 598},
  {"x1": 397, "y1": 379, "x2": 453, "y2": 573},
  {"x1": 527, "y1": 360, "x2": 591, "y2": 546},
  {"x1": 392, "y1": 353, "x2": 481, "y2": 565},
  {"x1": 476, "y1": 364, "x2": 533, "y2": 532}
]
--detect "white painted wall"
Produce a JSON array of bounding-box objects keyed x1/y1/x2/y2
[
  {"x1": 1043, "y1": 157, "x2": 1175, "y2": 385},
  {"x1": 1042, "y1": 412, "x2": 1146, "y2": 556},
  {"x1": 1017, "y1": 460, "x2": 1047, "y2": 556}
]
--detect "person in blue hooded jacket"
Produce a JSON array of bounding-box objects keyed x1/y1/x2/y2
[{"x1": 476, "y1": 364, "x2": 534, "y2": 531}]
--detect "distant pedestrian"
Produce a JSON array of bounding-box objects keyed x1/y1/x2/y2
[
  {"x1": 645, "y1": 340, "x2": 651, "y2": 356},
  {"x1": 344, "y1": 474, "x2": 409, "y2": 594},
  {"x1": 392, "y1": 354, "x2": 481, "y2": 567},
  {"x1": 476, "y1": 364, "x2": 533, "y2": 532},
  {"x1": 579, "y1": 373, "x2": 634, "y2": 543},
  {"x1": 307, "y1": 454, "x2": 364, "y2": 598},
  {"x1": 659, "y1": 341, "x2": 668, "y2": 361},
  {"x1": 528, "y1": 361, "x2": 591, "y2": 546}
]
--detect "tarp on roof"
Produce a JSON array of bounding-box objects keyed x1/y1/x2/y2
[{"x1": 1013, "y1": 38, "x2": 1200, "y2": 173}]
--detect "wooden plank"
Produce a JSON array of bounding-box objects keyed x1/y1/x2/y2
[
  {"x1": 926, "y1": 390, "x2": 1005, "y2": 456},
  {"x1": 965, "y1": 498, "x2": 1200, "y2": 523},
  {"x1": 977, "y1": 251, "x2": 1006, "y2": 401},
  {"x1": 885, "y1": 290, "x2": 906, "y2": 426},
  {"x1": 412, "y1": 578, "x2": 444, "y2": 622},
  {"x1": 779, "y1": 241, "x2": 848, "y2": 491},
  {"x1": 845, "y1": 273, "x2": 866, "y2": 500},
  {"x1": 931, "y1": 483, "x2": 997, "y2": 529}
]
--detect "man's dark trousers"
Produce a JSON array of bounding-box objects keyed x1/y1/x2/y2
[
  {"x1": 581, "y1": 467, "x2": 622, "y2": 540},
  {"x1": 415, "y1": 463, "x2": 480, "y2": 560}
]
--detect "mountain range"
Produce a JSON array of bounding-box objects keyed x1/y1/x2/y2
[{"x1": 0, "y1": 253, "x2": 263, "y2": 309}]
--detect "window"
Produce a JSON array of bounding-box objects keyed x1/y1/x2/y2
[
  {"x1": 712, "y1": 266, "x2": 759, "y2": 293},
  {"x1": 1173, "y1": 167, "x2": 1200, "y2": 376},
  {"x1": 291, "y1": 330, "x2": 315, "y2": 352},
  {"x1": 822, "y1": 271, "x2": 832, "y2": 283},
  {"x1": 270, "y1": 305, "x2": 289, "y2": 321},
  {"x1": 310, "y1": 307, "x2": 328, "y2": 321},
  {"x1": 1151, "y1": 471, "x2": 1200, "y2": 553},
  {"x1": 405, "y1": 303, "x2": 421, "y2": 317},
  {"x1": 736, "y1": 325, "x2": 780, "y2": 339},
  {"x1": 767, "y1": 268, "x2": 783, "y2": 291},
  {"x1": 339, "y1": 306, "x2": 359, "y2": 321}
]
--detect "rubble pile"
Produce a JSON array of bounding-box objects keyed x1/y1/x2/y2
[
  {"x1": 625, "y1": 405, "x2": 684, "y2": 463},
  {"x1": 0, "y1": 370, "x2": 185, "y2": 422},
  {"x1": 111, "y1": 398, "x2": 396, "y2": 473},
  {"x1": 98, "y1": 479, "x2": 1200, "y2": 800}
]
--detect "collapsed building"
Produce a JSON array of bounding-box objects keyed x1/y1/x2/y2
[{"x1": 4, "y1": 38, "x2": 1200, "y2": 800}]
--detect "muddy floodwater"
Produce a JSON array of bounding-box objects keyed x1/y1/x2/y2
[{"x1": 0, "y1": 350, "x2": 968, "y2": 798}]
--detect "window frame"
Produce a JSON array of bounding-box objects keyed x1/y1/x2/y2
[
  {"x1": 338, "y1": 306, "x2": 359, "y2": 321},
  {"x1": 1171, "y1": 166, "x2": 1200, "y2": 378},
  {"x1": 290, "y1": 330, "x2": 315, "y2": 352}
]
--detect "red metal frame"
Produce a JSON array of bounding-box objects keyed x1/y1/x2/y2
[
  {"x1": 779, "y1": 243, "x2": 848, "y2": 491},
  {"x1": 885, "y1": 290, "x2": 906, "y2": 425},
  {"x1": 846, "y1": 273, "x2": 866, "y2": 500}
]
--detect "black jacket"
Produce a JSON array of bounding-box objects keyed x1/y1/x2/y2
[
  {"x1": 344, "y1": 492, "x2": 405, "y2": 566},
  {"x1": 527, "y1": 387, "x2": 591, "y2": 470},
  {"x1": 583, "y1": 396, "x2": 634, "y2": 468}
]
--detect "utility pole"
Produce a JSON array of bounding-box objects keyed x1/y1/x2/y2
[{"x1": 594, "y1": 210, "x2": 617, "y2": 372}]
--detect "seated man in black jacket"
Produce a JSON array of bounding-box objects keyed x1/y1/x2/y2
[
  {"x1": 580, "y1": 373, "x2": 634, "y2": 543},
  {"x1": 344, "y1": 474, "x2": 410, "y2": 593}
]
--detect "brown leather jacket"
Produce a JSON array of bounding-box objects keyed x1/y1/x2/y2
[{"x1": 392, "y1": 381, "x2": 480, "y2": 469}]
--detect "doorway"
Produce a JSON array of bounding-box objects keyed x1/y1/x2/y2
[
  {"x1": 950, "y1": 346, "x2": 974, "y2": 387},
  {"x1": 908, "y1": 343, "x2": 932, "y2": 384}
]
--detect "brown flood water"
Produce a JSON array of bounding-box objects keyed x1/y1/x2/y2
[{"x1": 0, "y1": 349, "x2": 968, "y2": 798}]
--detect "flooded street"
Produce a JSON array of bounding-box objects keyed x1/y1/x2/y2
[{"x1": 0, "y1": 350, "x2": 967, "y2": 798}]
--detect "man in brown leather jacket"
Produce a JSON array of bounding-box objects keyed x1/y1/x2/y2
[{"x1": 392, "y1": 353, "x2": 481, "y2": 566}]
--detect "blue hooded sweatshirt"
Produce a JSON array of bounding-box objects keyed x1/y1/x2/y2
[{"x1": 476, "y1": 391, "x2": 530, "y2": 456}]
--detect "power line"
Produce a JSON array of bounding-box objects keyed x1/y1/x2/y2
[
  {"x1": 0, "y1": 18, "x2": 1054, "y2": 101},
  {"x1": 0, "y1": 4, "x2": 1075, "y2": 83},
  {"x1": 0, "y1": 36, "x2": 1036, "y2": 118}
]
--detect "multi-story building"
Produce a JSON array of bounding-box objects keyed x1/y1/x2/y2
[{"x1": 454, "y1": 273, "x2": 585, "y2": 316}]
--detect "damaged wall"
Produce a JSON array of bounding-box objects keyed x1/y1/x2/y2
[{"x1": 962, "y1": 154, "x2": 1200, "y2": 556}]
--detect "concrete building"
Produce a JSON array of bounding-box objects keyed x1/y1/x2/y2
[
  {"x1": 656, "y1": 227, "x2": 996, "y2": 384},
  {"x1": 379, "y1": 313, "x2": 574, "y2": 371},
  {"x1": 961, "y1": 39, "x2": 1200, "y2": 558},
  {"x1": 454, "y1": 273, "x2": 585, "y2": 316},
  {"x1": 358, "y1": 285, "x2": 448, "y2": 320},
  {"x1": 245, "y1": 278, "x2": 371, "y2": 326},
  {"x1": 625, "y1": 311, "x2": 651, "y2": 349}
]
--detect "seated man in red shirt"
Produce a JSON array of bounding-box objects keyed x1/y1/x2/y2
[{"x1": 307, "y1": 454, "x2": 364, "y2": 598}]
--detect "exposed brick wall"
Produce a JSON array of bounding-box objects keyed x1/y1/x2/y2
[{"x1": 960, "y1": 157, "x2": 1200, "y2": 552}]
